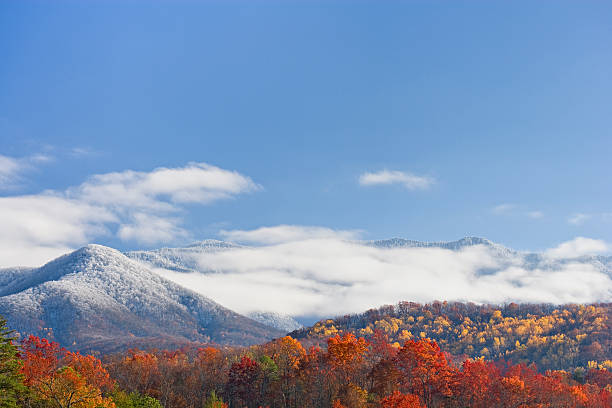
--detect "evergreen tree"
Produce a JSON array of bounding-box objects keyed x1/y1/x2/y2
[{"x1": 0, "y1": 315, "x2": 25, "y2": 408}]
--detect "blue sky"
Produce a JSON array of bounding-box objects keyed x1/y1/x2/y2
[{"x1": 1, "y1": 0, "x2": 612, "y2": 264}]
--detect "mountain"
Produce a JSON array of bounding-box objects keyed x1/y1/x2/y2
[
  {"x1": 246, "y1": 311, "x2": 302, "y2": 332},
  {"x1": 0, "y1": 245, "x2": 283, "y2": 353},
  {"x1": 370, "y1": 236, "x2": 612, "y2": 276},
  {"x1": 289, "y1": 301, "x2": 612, "y2": 371},
  {"x1": 128, "y1": 236, "x2": 612, "y2": 280},
  {"x1": 125, "y1": 239, "x2": 240, "y2": 273}
]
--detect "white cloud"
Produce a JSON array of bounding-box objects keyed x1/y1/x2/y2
[
  {"x1": 491, "y1": 204, "x2": 543, "y2": 219},
  {"x1": 151, "y1": 229, "x2": 612, "y2": 318},
  {"x1": 492, "y1": 203, "x2": 516, "y2": 215},
  {"x1": 527, "y1": 211, "x2": 544, "y2": 219},
  {"x1": 544, "y1": 237, "x2": 609, "y2": 259},
  {"x1": 69, "y1": 147, "x2": 99, "y2": 157},
  {"x1": 117, "y1": 213, "x2": 190, "y2": 245},
  {"x1": 359, "y1": 170, "x2": 434, "y2": 190},
  {"x1": 0, "y1": 155, "x2": 22, "y2": 187},
  {"x1": 0, "y1": 162, "x2": 259, "y2": 267},
  {"x1": 220, "y1": 225, "x2": 361, "y2": 245},
  {"x1": 0, "y1": 153, "x2": 54, "y2": 189},
  {"x1": 72, "y1": 163, "x2": 260, "y2": 209},
  {"x1": 0, "y1": 195, "x2": 116, "y2": 267},
  {"x1": 568, "y1": 213, "x2": 591, "y2": 226}
]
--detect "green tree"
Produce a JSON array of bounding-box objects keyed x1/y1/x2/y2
[
  {"x1": 0, "y1": 316, "x2": 26, "y2": 408},
  {"x1": 111, "y1": 390, "x2": 163, "y2": 408},
  {"x1": 203, "y1": 391, "x2": 227, "y2": 408}
]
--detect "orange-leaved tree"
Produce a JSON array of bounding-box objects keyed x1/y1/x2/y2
[
  {"x1": 394, "y1": 338, "x2": 456, "y2": 408},
  {"x1": 20, "y1": 335, "x2": 115, "y2": 408},
  {"x1": 380, "y1": 391, "x2": 425, "y2": 408}
]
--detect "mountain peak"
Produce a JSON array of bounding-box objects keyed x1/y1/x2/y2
[
  {"x1": 186, "y1": 239, "x2": 240, "y2": 249},
  {"x1": 0, "y1": 245, "x2": 283, "y2": 352}
]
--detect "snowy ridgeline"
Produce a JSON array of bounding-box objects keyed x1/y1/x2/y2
[
  {"x1": 247, "y1": 311, "x2": 302, "y2": 333},
  {"x1": 0, "y1": 244, "x2": 283, "y2": 352},
  {"x1": 2, "y1": 236, "x2": 611, "y2": 353},
  {"x1": 126, "y1": 236, "x2": 612, "y2": 278}
]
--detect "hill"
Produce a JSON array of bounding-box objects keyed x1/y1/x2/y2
[
  {"x1": 0, "y1": 244, "x2": 283, "y2": 353},
  {"x1": 290, "y1": 301, "x2": 612, "y2": 371}
]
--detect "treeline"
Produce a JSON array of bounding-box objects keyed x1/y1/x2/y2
[
  {"x1": 3, "y1": 315, "x2": 611, "y2": 408},
  {"x1": 291, "y1": 302, "x2": 612, "y2": 371}
]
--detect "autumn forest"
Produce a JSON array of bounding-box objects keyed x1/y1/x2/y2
[{"x1": 2, "y1": 302, "x2": 611, "y2": 408}]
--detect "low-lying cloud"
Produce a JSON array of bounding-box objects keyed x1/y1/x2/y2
[
  {"x1": 0, "y1": 162, "x2": 259, "y2": 267},
  {"x1": 151, "y1": 226, "x2": 612, "y2": 318}
]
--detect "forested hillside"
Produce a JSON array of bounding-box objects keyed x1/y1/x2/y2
[
  {"x1": 291, "y1": 302, "x2": 612, "y2": 371},
  {"x1": 4, "y1": 313, "x2": 612, "y2": 408}
]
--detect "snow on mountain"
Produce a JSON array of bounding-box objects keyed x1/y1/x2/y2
[
  {"x1": 370, "y1": 237, "x2": 612, "y2": 276},
  {"x1": 0, "y1": 244, "x2": 282, "y2": 352},
  {"x1": 370, "y1": 236, "x2": 517, "y2": 258},
  {"x1": 247, "y1": 311, "x2": 302, "y2": 332},
  {"x1": 125, "y1": 239, "x2": 241, "y2": 273},
  {"x1": 124, "y1": 236, "x2": 612, "y2": 320}
]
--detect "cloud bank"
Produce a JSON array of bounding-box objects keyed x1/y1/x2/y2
[
  {"x1": 359, "y1": 170, "x2": 434, "y2": 190},
  {"x1": 0, "y1": 162, "x2": 259, "y2": 267},
  {"x1": 151, "y1": 226, "x2": 612, "y2": 318}
]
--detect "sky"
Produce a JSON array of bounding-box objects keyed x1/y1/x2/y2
[{"x1": 1, "y1": 0, "x2": 612, "y2": 268}]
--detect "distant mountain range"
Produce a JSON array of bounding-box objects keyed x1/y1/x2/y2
[
  {"x1": 127, "y1": 236, "x2": 612, "y2": 278},
  {"x1": 371, "y1": 236, "x2": 612, "y2": 276},
  {"x1": 2, "y1": 236, "x2": 611, "y2": 352},
  {"x1": 0, "y1": 245, "x2": 282, "y2": 353}
]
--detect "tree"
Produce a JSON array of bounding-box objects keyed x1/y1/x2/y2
[
  {"x1": 394, "y1": 339, "x2": 456, "y2": 407},
  {"x1": 453, "y1": 359, "x2": 501, "y2": 407},
  {"x1": 203, "y1": 391, "x2": 228, "y2": 408},
  {"x1": 227, "y1": 356, "x2": 261, "y2": 408},
  {"x1": 21, "y1": 335, "x2": 115, "y2": 408},
  {"x1": 380, "y1": 391, "x2": 425, "y2": 408},
  {"x1": 111, "y1": 390, "x2": 162, "y2": 408},
  {"x1": 0, "y1": 316, "x2": 25, "y2": 408}
]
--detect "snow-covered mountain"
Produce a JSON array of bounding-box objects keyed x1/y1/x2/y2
[
  {"x1": 128, "y1": 236, "x2": 612, "y2": 278},
  {"x1": 247, "y1": 311, "x2": 302, "y2": 332},
  {"x1": 125, "y1": 239, "x2": 239, "y2": 273},
  {"x1": 0, "y1": 245, "x2": 283, "y2": 352},
  {"x1": 371, "y1": 236, "x2": 612, "y2": 276}
]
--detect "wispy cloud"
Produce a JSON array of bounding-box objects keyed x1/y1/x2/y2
[
  {"x1": 220, "y1": 225, "x2": 361, "y2": 245},
  {"x1": 491, "y1": 203, "x2": 516, "y2": 215},
  {"x1": 0, "y1": 162, "x2": 260, "y2": 267},
  {"x1": 69, "y1": 147, "x2": 100, "y2": 158},
  {"x1": 359, "y1": 170, "x2": 434, "y2": 190},
  {"x1": 568, "y1": 213, "x2": 591, "y2": 226},
  {"x1": 0, "y1": 155, "x2": 22, "y2": 188},
  {"x1": 150, "y1": 228, "x2": 612, "y2": 317},
  {"x1": 0, "y1": 153, "x2": 53, "y2": 189},
  {"x1": 491, "y1": 204, "x2": 543, "y2": 219}
]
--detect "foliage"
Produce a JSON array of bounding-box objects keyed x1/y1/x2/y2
[
  {"x1": 0, "y1": 315, "x2": 26, "y2": 408},
  {"x1": 294, "y1": 302, "x2": 612, "y2": 371},
  {"x1": 20, "y1": 335, "x2": 115, "y2": 408},
  {"x1": 103, "y1": 335, "x2": 611, "y2": 408},
  {"x1": 7, "y1": 303, "x2": 612, "y2": 408},
  {"x1": 111, "y1": 390, "x2": 162, "y2": 408}
]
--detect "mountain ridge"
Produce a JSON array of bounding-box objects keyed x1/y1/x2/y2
[{"x1": 0, "y1": 244, "x2": 283, "y2": 352}]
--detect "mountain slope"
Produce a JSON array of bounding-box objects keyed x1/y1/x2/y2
[
  {"x1": 0, "y1": 245, "x2": 283, "y2": 352},
  {"x1": 129, "y1": 237, "x2": 612, "y2": 278},
  {"x1": 247, "y1": 311, "x2": 302, "y2": 332},
  {"x1": 125, "y1": 239, "x2": 240, "y2": 273},
  {"x1": 290, "y1": 301, "x2": 612, "y2": 371}
]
